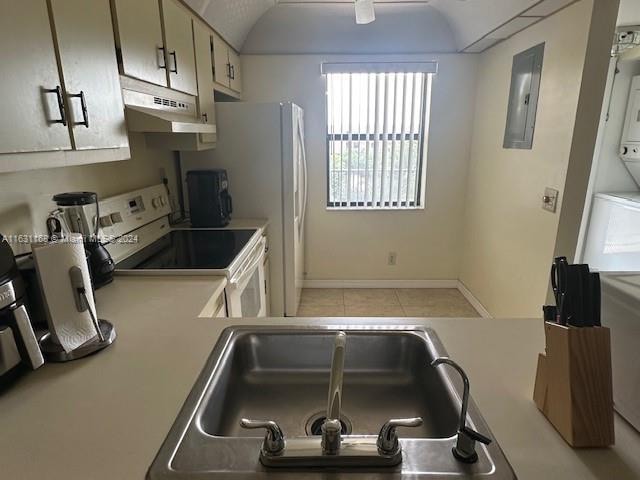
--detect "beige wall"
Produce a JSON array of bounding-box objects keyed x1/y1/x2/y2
[
  {"x1": 459, "y1": 0, "x2": 616, "y2": 317},
  {"x1": 0, "y1": 134, "x2": 176, "y2": 255},
  {"x1": 241, "y1": 54, "x2": 478, "y2": 281}
]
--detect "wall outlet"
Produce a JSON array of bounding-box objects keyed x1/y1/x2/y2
[{"x1": 388, "y1": 252, "x2": 397, "y2": 266}]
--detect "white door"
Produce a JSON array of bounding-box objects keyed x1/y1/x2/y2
[
  {"x1": 192, "y1": 20, "x2": 216, "y2": 144},
  {"x1": 293, "y1": 106, "x2": 307, "y2": 313},
  {"x1": 162, "y1": 0, "x2": 197, "y2": 95},
  {"x1": 211, "y1": 32, "x2": 230, "y2": 88},
  {"x1": 282, "y1": 104, "x2": 307, "y2": 316},
  {"x1": 50, "y1": 0, "x2": 128, "y2": 150},
  {"x1": 112, "y1": 0, "x2": 167, "y2": 87},
  {"x1": 0, "y1": 0, "x2": 71, "y2": 154}
]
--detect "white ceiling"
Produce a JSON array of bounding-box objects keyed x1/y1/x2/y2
[
  {"x1": 184, "y1": 0, "x2": 595, "y2": 53},
  {"x1": 184, "y1": 0, "x2": 276, "y2": 50},
  {"x1": 242, "y1": 3, "x2": 456, "y2": 54}
]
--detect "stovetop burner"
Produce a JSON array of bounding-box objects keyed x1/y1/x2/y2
[{"x1": 115, "y1": 229, "x2": 257, "y2": 271}]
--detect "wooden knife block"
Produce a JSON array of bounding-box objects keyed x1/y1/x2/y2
[{"x1": 533, "y1": 322, "x2": 614, "y2": 447}]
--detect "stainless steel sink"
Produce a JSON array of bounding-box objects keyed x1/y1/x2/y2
[{"x1": 148, "y1": 326, "x2": 517, "y2": 479}]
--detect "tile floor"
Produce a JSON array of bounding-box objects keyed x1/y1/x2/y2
[{"x1": 297, "y1": 288, "x2": 479, "y2": 318}]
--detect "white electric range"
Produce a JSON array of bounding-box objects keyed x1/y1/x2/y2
[{"x1": 94, "y1": 184, "x2": 268, "y2": 318}]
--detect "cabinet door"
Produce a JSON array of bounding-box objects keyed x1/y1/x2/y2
[
  {"x1": 162, "y1": 0, "x2": 197, "y2": 95},
  {"x1": 228, "y1": 48, "x2": 242, "y2": 93},
  {"x1": 111, "y1": 0, "x2": 167, "y2": 87},
  {"x1": 50, "y1": 0, "x2": 128, "y2": 150},
  {"x1": 211, "y1": 32, "x2": 230, "y2": 88},
  {"x1": 0, "y1": 0, "x2": 71, "y2": 154},
  {"x1": 193, "y1": 21, "x2": 216, "y2": 144}
]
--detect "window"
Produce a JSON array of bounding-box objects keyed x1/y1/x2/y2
[{"x1": 324, "y1": 65, "x2": 433, "y2": 209}]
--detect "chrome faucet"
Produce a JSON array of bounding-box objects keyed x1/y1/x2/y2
[
  {"x1": 240, "y1": 331, "x2": 423, "y2": 467},
  {"x1": 431, "y1": 357, "x2": 492, "y2": 463},
  {"x1": 321, "y1": 331, "x2": 346, "y2": 454}
]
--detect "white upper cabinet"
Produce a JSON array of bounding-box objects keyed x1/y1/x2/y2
[
  {"x1": 193, "y1": 20, "x2": 216, "y2": 144},
  {"x1": 0, "y1": 0, "x2": 127, "y2": 157},
  {"x1": 111, "y1": 0, "x2": 168, "y2": 87},
  {"x1": 211, "y1": 32, "x2": 230, "y2": 88},
  {"x1": 228, "y1": 48, "x2": 242, "y2": 93},
  {"x1": 211, "y1": 31, "x2": 242, "y2": 95},
  {"x1": 50, "y1": 0, "x2": 128, "y2": 150},
  {"x1": 0, "y1": 1, "x2": 71, "y2": 154},
  {"x1": 162, "y1": 0, "x2": 198, "y2": 95}
]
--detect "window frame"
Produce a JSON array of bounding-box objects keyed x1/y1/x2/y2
[{"x1": 324, "y1": 70, "x2": 432, "y2": 211}]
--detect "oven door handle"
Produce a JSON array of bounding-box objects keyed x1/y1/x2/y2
[{"x1": 229, "y1": 237, "x2": 266, "y2": 287}]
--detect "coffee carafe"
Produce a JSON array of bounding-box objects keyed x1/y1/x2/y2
[
  {"x1": 0, "y1": 235, "x2": 44, "y2": 386},
  {"x1": 50, "y1": 192, "x2": 115, "y2": 289}
]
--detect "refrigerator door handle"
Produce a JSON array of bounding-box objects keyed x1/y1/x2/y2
[{"x1": 297, "y1": 114, "x2": 308, "y2": 238}]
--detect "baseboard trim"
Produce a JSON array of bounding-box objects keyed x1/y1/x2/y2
[
  {"x1": 303, "y1": 279, "x2": 459, "y2": 289},
  {"x1": 303, "y1": 278, "x2": 493, "y2": 318},
  {"x1": 457, "y1": 281, "x2": 492, "y2": 318}
]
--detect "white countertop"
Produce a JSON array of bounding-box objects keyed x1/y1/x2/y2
[
  {"x1": 1, "y1": 276, "x2": 639, "y2": 480},
  {"x1": 172, "y1": 218, "x2": 269, "y2": 231}
]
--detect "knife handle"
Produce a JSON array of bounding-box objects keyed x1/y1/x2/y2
[{"x1": 591, "y1": 272, "x2": 601, "y2": 327}]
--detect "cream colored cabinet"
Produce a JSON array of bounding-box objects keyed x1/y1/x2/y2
[
  {"x1": 0, "y1": 1, "x2": 71, "y2": 153},
  {"x1": 50, "y1": 0, "x2": 128, "y2": 149},
  {"x1": 0, "y1": 0, "x2": 126, "y2": 156},
  {"x1": 161, "y1": 0, "x2": 197, "y2": 95},
  {"x1": 193, "y1": 21, "x2": 216, "y2": 144},
  {"x1": 228, "y1": 49, "x2": 242, "y2": 93},
  {"x1": 211, "y1": 32, "x2": 241, "y2": 94},
  {"x1": 111, "y1": 0, "x2": 167, "y2": 87},
  {"x1": 211, "y1": 32, "x2": 230, "y2": 88}
]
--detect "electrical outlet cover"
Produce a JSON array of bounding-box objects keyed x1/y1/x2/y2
[{"x1": 542, "y1": 187, "x2": 559, "y2": 213}]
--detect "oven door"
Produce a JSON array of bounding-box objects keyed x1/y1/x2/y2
[{"x1": 226, "y1": 237, "x2": 267, "y2": 318}]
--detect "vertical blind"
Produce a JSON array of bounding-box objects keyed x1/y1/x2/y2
[{"x1": 325, "y1": 67, "x2": 433, "y2": 209}]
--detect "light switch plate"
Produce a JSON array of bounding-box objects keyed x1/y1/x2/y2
[{"x1": 542, "y1": 187, "x2": 559, "y2": 213}]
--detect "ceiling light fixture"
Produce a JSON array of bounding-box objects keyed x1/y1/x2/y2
[{"x1": 355, "y1": 0, "x2": 375, "y2": 25}]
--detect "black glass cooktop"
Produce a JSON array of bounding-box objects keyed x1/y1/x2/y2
[{"x1": 115, "y1": 229, "x2": 257, "y2": 270}]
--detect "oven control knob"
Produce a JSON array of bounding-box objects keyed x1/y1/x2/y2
[
  {"x1": 110, "y1": 212, "x2": 123, "y2": 224},
  {"x1": 152, "y1": 197, "x2": 161, "y2": 209},
  {"x1": 160, "y1": 196, "x2": 167, "y2": 206}
]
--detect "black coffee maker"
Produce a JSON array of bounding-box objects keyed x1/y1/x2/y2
[
  {"x1": 50, "y1": 192, "x2": 115, "y2": 289},
  {"x1": 187, "y1": 170, "x2": 233, "y2": 227},
  {"x1": 0, "y1": 235, "x2": 44, "y2": 386}
]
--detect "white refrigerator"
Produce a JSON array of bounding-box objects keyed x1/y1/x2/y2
[{"x1": 184, "y1": 102, "x2": 307, "y2": 316}]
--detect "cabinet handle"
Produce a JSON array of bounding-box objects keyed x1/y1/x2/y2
[
  {"x1": 68, "y1": 91, "x2": 89, "y2": 128},
  {"x1": 231, "y1": 65, "x2": 235, "y2": 80},
  {"x1": 226, "y1": 62, "x2": 232, "y2": 79},
  {"x1": 202, "y1": 112, "x2": 208, "y2": 123},
  {"x1": 45, "y1": 85, "x2": 67, "y2": 126},
  {"x1": 169, "y1": 51, "x2": 178, "y2": 74},
  {"x1": 158, "y1": 46, "x2": 166, "y2": 69}
]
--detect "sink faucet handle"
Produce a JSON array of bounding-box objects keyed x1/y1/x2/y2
[
  {"x1": 377, "y1": 417, "x2": 423, "y2": 455},
  {"x1": 431, "y1": 357, "x2": 492, "y2": 464},
  {"x1": 240, "y1": 418, "x2": 285, "y2": 456}
]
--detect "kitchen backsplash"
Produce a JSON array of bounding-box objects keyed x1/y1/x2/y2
[{"x1": 0, "y1": 134, "x2": 178, "y2": 255}]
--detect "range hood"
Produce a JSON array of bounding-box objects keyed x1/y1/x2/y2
[
  {"x1": 122, "y1": 89, "x2": 215, "y2": 135},
  {"x1": 126, "y1": 105, "x2": 215, "y2": 134},
  {"x1": 119, "y1": 80, "x2": 216, "y2": 151}
]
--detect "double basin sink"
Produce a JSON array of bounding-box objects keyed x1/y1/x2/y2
[{"x1": 148, "y1": 326, "x2": 516, "y2": 479}]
